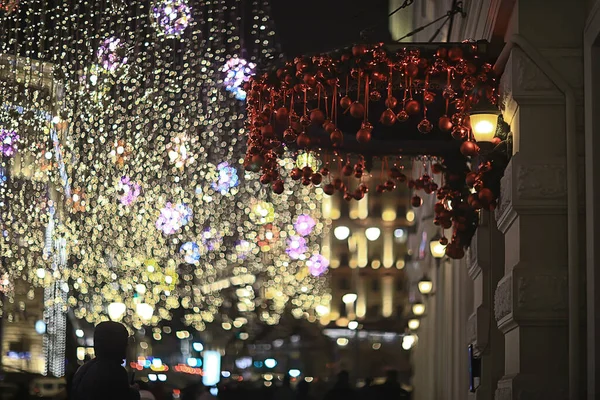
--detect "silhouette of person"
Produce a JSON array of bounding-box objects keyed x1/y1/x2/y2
[
  {"x1": 324, "y1": 371, "x2": 356, "y2": 400},
  {"x1": 379, "y1": 370, "x2": 409, "y2": 400},
  {"x1": 295, "y1": 380, "x2": 312, "y2": 400},
  {"x1": 70, "y1": 321, "x2": 140, "y2": 400}
]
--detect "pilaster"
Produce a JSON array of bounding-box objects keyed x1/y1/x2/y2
[
  {"x1": 467, "y1": 212, "x2": 505, "y2": 400},
  {"x1": 491, "y1": 2, "x2": 585, "y2": 394}
]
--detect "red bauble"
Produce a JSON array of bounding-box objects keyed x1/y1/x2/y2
[
  {"x1": 384, "y1": 180, "x2": 396, "y2": 191},
  {"x1": 389, "y1": 167, "x2": 401, "y2": 179},
  {"x1": 468, "y1": 193, "x2": 482, "y2": 209},
  {"x1": 290, "y1": 168, "x2": 302, "y2": 180},
  {"x1": 352, "y1": 44, "x2": 367, "y2": 57},
  {"x1": 376, "y1": 184, "x2": 385, "y2": 193},
  {"x1": 406, "y1": 63, "x2": 419, "y2": 77},
  {"x1": 291, "y1": 121, "x2": 303, "y2": 133},
  {"x1": 261, "y1": 124, "x2": 274, "y2": 138},
  {"x1": 333, "y1": 178, "x2": 345, "y2": 191},
  {"x1": 283, "y1": 128, "x2": 297, "y2": 143},
  {"x1": 465, "y1": 172, "x2": 478, "y2": 187},
  {"x1": 397, "y1": 110, "x2": 409, "y2": 122},
  {"x1": 302, "y1": 166, "x2": 313, "y2": 178},
  {"x1": 417, "y1": 119, "x2": 433, "y2": 134},
  {"x1": 452, "y1": 126, "x2": 468, "y2": 140},
  {"x1": 411, "y1": 195, "x2": 423, "y2": 208},
  {"x1": 340, "y1": 96, "x2": 352, "y2": 109},
  {"x1": 436, "y1": 47, "x2": 448, "y2": 58},
  {"x1": 275, "y1": 107, "x2": 289, "y2": 123},
  {"x1": 251, "y1": 154, "x2": 265, "y2": 167},
  {"x1": 320, "y1": 167, "x2": 330, "y2": 176},
  {"x1": 423, "y1": 92, "x2": 435, "y2": 105},
  {"x1": 350, "y1": 102, "x2": 365, "y2": 118},
  {"x1": 303, "y1": 74, "x2": 316, "y2": 86},
  {"x1": 380, "y1": 109, "x2": 397, "y2": 126},
  {"x1": 448, "y1": 47, "x2": 463, "y2": 61},
  {"x1": 353, "y1": 189, "x2": 365, "y2": 200},
  {"x1": 296, "y1": 133, "x2": 311, "y2": 148},
  {"x1": 369, "y1": 91, "x2": 382, "y2": 102},
  {"x1": 356, "y1": 128, "x2": 372, "y2": 144},
  {"x1": 460, "y1": 140, "x2": 480, "y2": 157},
  {"x1": 302, "y1": 178, "x2": 311, "y2": 186},
  {"x1": 385, "y1": 96, "x2": 398, "y2": 109},
  {"x1": 439, "y1": 237, "x2": 449, "y2": 246},
  {"x1": 343, "y1": 192, "x2": 353, "y2": 201},
  {"x1": 438, "y1": 115, "x2": 453, "y2": 132},
  {"x1": 432, "y1": 163, "x2": 443, "y2": 174},
  {"x1": 434, "y1": 202, "x2": 445, "y2": 214},
  {"x1": 478, "y1": 188, "x2": 495, "y2": 205},
  {"x1": 260, "y1": 174, "x2": 272, "y2": 184},
  {"x1": 405, "y1": 100, "x2": 421, "y2": 115},
  {"x1": 359, "y1": 184, "x2": 369, "y2": 193},
  {"x1": 272, "y1": 180, "x2": 284, "y2": 194},
  {"x1": 323, "y1": 184, "x2": 335, "y2": 196},
  {"x1": 330, "y1": 129, "x2": 344, "y2": 147},
  {"x1": 310, "y1": 109, "x2": 325, "y2": 125},
  {"x1": 342, "y1": 164, "x2": 353, "y2": 176},
  {"x1": 324, "y1": 122, "x2": 337, "y2": 134}
]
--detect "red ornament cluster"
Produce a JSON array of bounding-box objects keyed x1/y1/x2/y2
[
  {"x1": 242, "y1": 42, "x2": 502, "y2": 259},
  {"x1": 243, "y1": 42, "x2": 497, "y2": 198}
]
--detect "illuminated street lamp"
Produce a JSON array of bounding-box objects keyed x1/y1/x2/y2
[
  {"x1": 412, "y1": 302, "x2": 425, "y2": 316},
  {"x1": 469, "y1": 96, "x2": 500, "y2": 143},
  {"x1": 430, "y1": 234, "x2": 446, "y2": 268},
  {"x1": 417, "y1": 275, "x2": 433, "y2": 295},
  {"x1": 408, "y1": 319, "x2": 420, "y2": 330},
  {"x1": 342, "y1": 293, "x2": 357, "y2": 304},
  {"x1": 334, "y1": 226, "x2": 350, "y2": 241}
]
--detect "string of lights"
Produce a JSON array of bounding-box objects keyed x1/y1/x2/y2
[{"x1": 0, "y1": 0, "x2": 331, "y2": 335}]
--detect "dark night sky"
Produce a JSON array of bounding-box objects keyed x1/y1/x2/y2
[{"x1": 270, "y1": 0, "x2": 392, "y2": 57}]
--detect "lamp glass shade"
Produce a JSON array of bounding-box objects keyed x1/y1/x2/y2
[
  {"x1": 107, "y1": 302, "x2": 126, "y2": 321},
  {"x1": 469, "y1": 112, "x2": 499, "y2": 143},
  {"x1": 430, "y1": 239, "x2": 446, "y2": 259},
  {"x1": 408, "y1": 319, "x2": 420, "y2": 330},
  {"x1": 412, "y1": 302, "x2": 425, "y2": 316},
  {"x1": 342, "y1": 293, "x2": 357, "y2": 304},
  {"x1": 418, "y1": 278, "x2": 433, "y2": 295},
  {"x1": 334, "y1": 226, "x2": 350, "y2": 241},
  {"x1": 365, "y1": 227, "x2": 381, "y2": 241}
]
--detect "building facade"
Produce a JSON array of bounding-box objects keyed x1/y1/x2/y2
[{"x1": 391, "y1": 0, "x2": 600, "y2": 399}]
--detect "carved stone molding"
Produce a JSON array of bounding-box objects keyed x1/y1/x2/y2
[
  {"x1": 516, "y1": 164, "x2": 567, "y2": 201},
  {"x1": 516, "y1": 272, "x2": 568, "y2": 318},
  {"x1": 495, "y1": 387, "x2": 511, "y2": 400},
  {"x1": 494, "y1": 276, "x2": 512, "y2": 324},
  {"x1": 495, "y1": 267, "x2": 568, "y2": 332},
  {"x1": 495, "y1": 155, "x2": 568, "y2": 233},
  {"x1": 513, "y1": 47, "x2": 557, "y2": 92},
  {"x1": 495, "y1": 160, "x2": 514, "y2": 233},
  {"x1": 496, "y1": 374, "x2": 569, "y2": 400}
]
